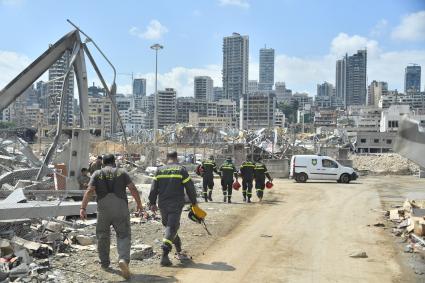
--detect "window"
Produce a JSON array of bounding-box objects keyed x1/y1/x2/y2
[
  {"x1": 374, "y1": 139, "x2": 379, "y2": 143},
  {"x1": 386, "y1": 139, "x2": 392, "y2": 144},
  {"x1": 322, "y1": 159, "x2": 338, "y2": 168},
  {"x1": 360, "y1": 138, "x2": 366, "y2": 143}
]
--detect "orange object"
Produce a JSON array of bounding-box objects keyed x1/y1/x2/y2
[
  {"x1": 232, "y1": 181, "x2": 241, "y2": 190},
  {"x1": 266, "y1": 181, "x2": 273, "y2": 189}
]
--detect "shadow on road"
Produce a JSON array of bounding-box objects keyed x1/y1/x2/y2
[
  {"x1": 172, "y1": 260, "x2": 235, "y2": 271},
  {"x1": 119, "y1": 274, "x2": 177, "y2": 283}
]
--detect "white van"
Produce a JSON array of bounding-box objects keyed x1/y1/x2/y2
[{"x1": 290, "y1": 155, "x2": 358, "y2": 183}]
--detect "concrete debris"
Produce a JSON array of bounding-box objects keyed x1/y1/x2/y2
[
  {"x1": 41, "y1": 221, "x2": 63, "y2": 233},
  {"x1": 75, "y1": 235, "x2": 95, "y2": 246},
  {"x1": 386, "y1": 199, "x2": 425, "y2": 254},
  {"x1": 349, "y1": 251, "x2": 368, "y2": 258},
  {"x1": 351, "y1": 153, "x2": 419, "y2": 175},
  {"x1": 130, "y1": 244, "x2": 154, "y2": 260}
]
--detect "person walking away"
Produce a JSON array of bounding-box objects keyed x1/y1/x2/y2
[
  {"x1": 200, "y1": 155, "x2": 220, "y2": 202},
  {"x1": 80, "y1": 154, "x2": 143, "y2": 280},
  {"x1": 89, "y1": 155, "x2": 103, "y2": 174},
  {"x1": 219, "y1": 156, "x2": 238, "y2": 203},
  {"x1": 240, "y1": 156, "x2": 255, "y2": 203},
  {"x1": 254, "y1": 157, "x2": 273, "y2": 202},
  {"x1": 148, "y1": 151, "x2": 199, "y2": 267}
]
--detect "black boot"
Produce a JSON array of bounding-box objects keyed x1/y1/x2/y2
[
  {"x1": 243, "y1": 194, "x2": 246, "y2": 202},
  {"x1": 160, "y1": 244, "x2": 172, "y2": 266},
  {"x1": 223, "y1": 195, "x2": 227, "y2": 203},
  {"x1": 208, "y1": 191, "x2": 213, "y2": 201},
  {"x1": 227, "y1": 197, "x2": 232, "y2": 203},
  {"x1": 160, "y1": 253, "x2": 172, "y2": 266},
  {"x1": 204, "y1": 196, "x2": 208, "y2": 202},
  {"x1": 247, "y1": 197, "x2": 251, "y2": 203}
]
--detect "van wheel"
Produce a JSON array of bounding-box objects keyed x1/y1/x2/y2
[
  {"x1": 297, "y1": 173, "x2": 308, "y2": 183},
  {"x1": 340, "y1": 173, "x2": 350, "y2": 184}
]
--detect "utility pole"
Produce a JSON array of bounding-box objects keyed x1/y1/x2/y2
[{"x1": 150, "y1": 43, "x2": 163, "y2": 166}]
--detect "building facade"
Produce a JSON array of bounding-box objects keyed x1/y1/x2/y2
[
  {"x1": 258, "y1": 47, "x2": 275, "y2": 91},
  {"x1": 368, "y1": 81, "x2": 388, "y2": 107},
  {"x1": 47, "y1": 50, "x2": 74, "y2": 126},
  {"x1": 157, "y1": 88, "x2": 177, "y2": 129},
  {"x1": 133, "y1": 78, "x2": 147, "y2": 98},
  {"x1": 194, "y1": 76, "x2": 214, "y2": 101},
  {"x1": 222, "y1": 32, "x2": 249, "y2": 103},
  {"x1": 345, "y1": 50, "x2": 367, "y2": 106},
  {"x1": 241, "y1": 92, "x2": 275, "y2": 129},
  {"x1": 405, "y1": 64, "x2": 421, "y2": 93},
  {"x1": 88, "y1": 97, "x2": 112, "y2": 137}
]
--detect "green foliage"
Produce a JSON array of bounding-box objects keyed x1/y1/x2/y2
[
  {"x1": 277, "y1": 100, "x2": 299, "y2": 124},
  {"x1": 0, "y1": 121, "x2": 16, "y2": 129}
]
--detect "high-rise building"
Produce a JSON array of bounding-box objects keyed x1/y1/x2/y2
[
  {"x1": 213, "y1": 87, "x2": 224, "y2": 101},
  {"x1": 47, "y1": 50, "x2": 74, "y2": 126},
  {"x1": 157, "y1": 88, "x2": 177, "y2": 129},
  {"x1": 316, "y1": 82, "x2": 335, "y2": 97},
  {"x1": 248, "y1": 80, "x2": 258, "y2": 93},
  {"x1": 368, "y1": 81, "x2": 388, "y2": 106},
  {"x1": 222, "y1": 32, "x2": 249, "y2": 103},
  {"x1": 336, "y1": 50, "x2": 367, "y2": 107},
  {"x1": 404, "y1": 64, "x2": 421, "y2": 93},
  {"x1": 194, "y1": 76, "x2": 214, "y2": 101},
  {"x1": 133, "y1": 78, "x2": 147, "y2": 98},
  {"x1": 88, "y1": 96, "x2": 112, "y2": 137},
  {"x1": 258, "y1": 48, "x2": 275, "y2": 91},
  {"x1": 335, "y1": 59, "x2": 346, "y2": 103}
]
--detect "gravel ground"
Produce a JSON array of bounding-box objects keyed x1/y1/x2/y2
[{"x1": 51, "y1": 179, "x2": 264, "y2": 282}]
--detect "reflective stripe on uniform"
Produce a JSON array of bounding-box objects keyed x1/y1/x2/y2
[
  {"x1": 182, "y1": 176, "x2": 191, "y2": 184},
  {"x1": 156, "y1": 174, "x2": 183, "y2": 180},
  {"x1": 221, "y1": 166, "x2": 234, "y2": 170},
  {"x1": 163, "y1": 238, "x2": 173, "y2": 245}
]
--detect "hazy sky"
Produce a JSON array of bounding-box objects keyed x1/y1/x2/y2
[{"x1": 1, "y1": 0, "x2": 424, "y2": 97}]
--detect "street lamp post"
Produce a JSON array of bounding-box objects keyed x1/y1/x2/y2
[{"x1": 150, "y1": 43, "x2": 163, "y2": 166}]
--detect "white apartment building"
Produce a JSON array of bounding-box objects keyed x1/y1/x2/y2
[{"x1": 380, "y1": 104, "x2": 425, "y2": 132}]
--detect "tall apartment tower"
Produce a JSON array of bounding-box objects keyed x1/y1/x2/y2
[
  {"x1": 133, "y1": 78, "x2": 147, "y2": 98},
  {"x1": 222, "y1": 32, "x2": 249, "y2": 103},
  {"x1": 404, "y1": 64, "x2": 421, "y2": 93},
  {"x1": 47, "y1": 50, "x2": 74, "y2": 126},
  {"x1": 335, "y1": 58, "x2": 346, "y2": 103},
  {"x1": 157, "y1": 88, "x2": 177, "y2": 129},
  {"x1": 194, "y1": 76, "x2": 214, "y2": 101},
  {"x1": 258, "y1": 47, "x2": 275, "y2": 91},
  {"x1": 336, "y1": 50, "x2": 367, "y2": 107}
]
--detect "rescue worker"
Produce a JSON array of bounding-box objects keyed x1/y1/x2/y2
[
  {"x1": 149, "y1": 151, "x2": 198, "y2": 267},
  {"x1": 80, "y1": 154, "x2": 143, "y2": 280},
  {"x1": 239, "y1": 156, "x2": 255, "y2": 203},
  {"x1": 200, "y1": 155, "x2": 220, "y2": 202},
  {"x1": 254, "y1": 157, "x2": 273, "y2": 202},
  {"x1": 219, "y1": 156, "x2": 238, "y2": 203},
  {"x1": 89, "y1": 155, "x2": 103, "y2": 174},
  {"x1": 77, "y1": 168, "x2": 90, "y2": 191}
]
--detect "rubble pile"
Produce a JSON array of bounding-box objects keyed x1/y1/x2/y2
[
  {"x1": 386, "y1": 199, "x2": 425, "y2": 255},
  {"x1": 351, "y1": 153, "x2": 420, "y2": 175}
]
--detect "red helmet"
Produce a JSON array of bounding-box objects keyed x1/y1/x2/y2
[
  {"x1": 232, "y1": 181, "x2": 241, "y2": 190},
  {"x1": 266, "y1": 181, "x2": 273, "y2": 189}
]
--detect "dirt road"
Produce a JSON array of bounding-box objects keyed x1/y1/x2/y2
[{"x1": 175, "y1": 177, "x2": 424, "y2": 283}]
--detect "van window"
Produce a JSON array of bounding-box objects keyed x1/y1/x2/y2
[{"x1": 322, "y1": 159, "x2": 338, "y2": 168}]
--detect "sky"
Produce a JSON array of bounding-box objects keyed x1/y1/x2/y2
[{"x1": 0, "y1": 0, "x2": 425, "y2": 97}]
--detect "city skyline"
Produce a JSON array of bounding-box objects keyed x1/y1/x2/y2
[{"x1": 0, "y1": 0, "x2": 424, "y2": 97}]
